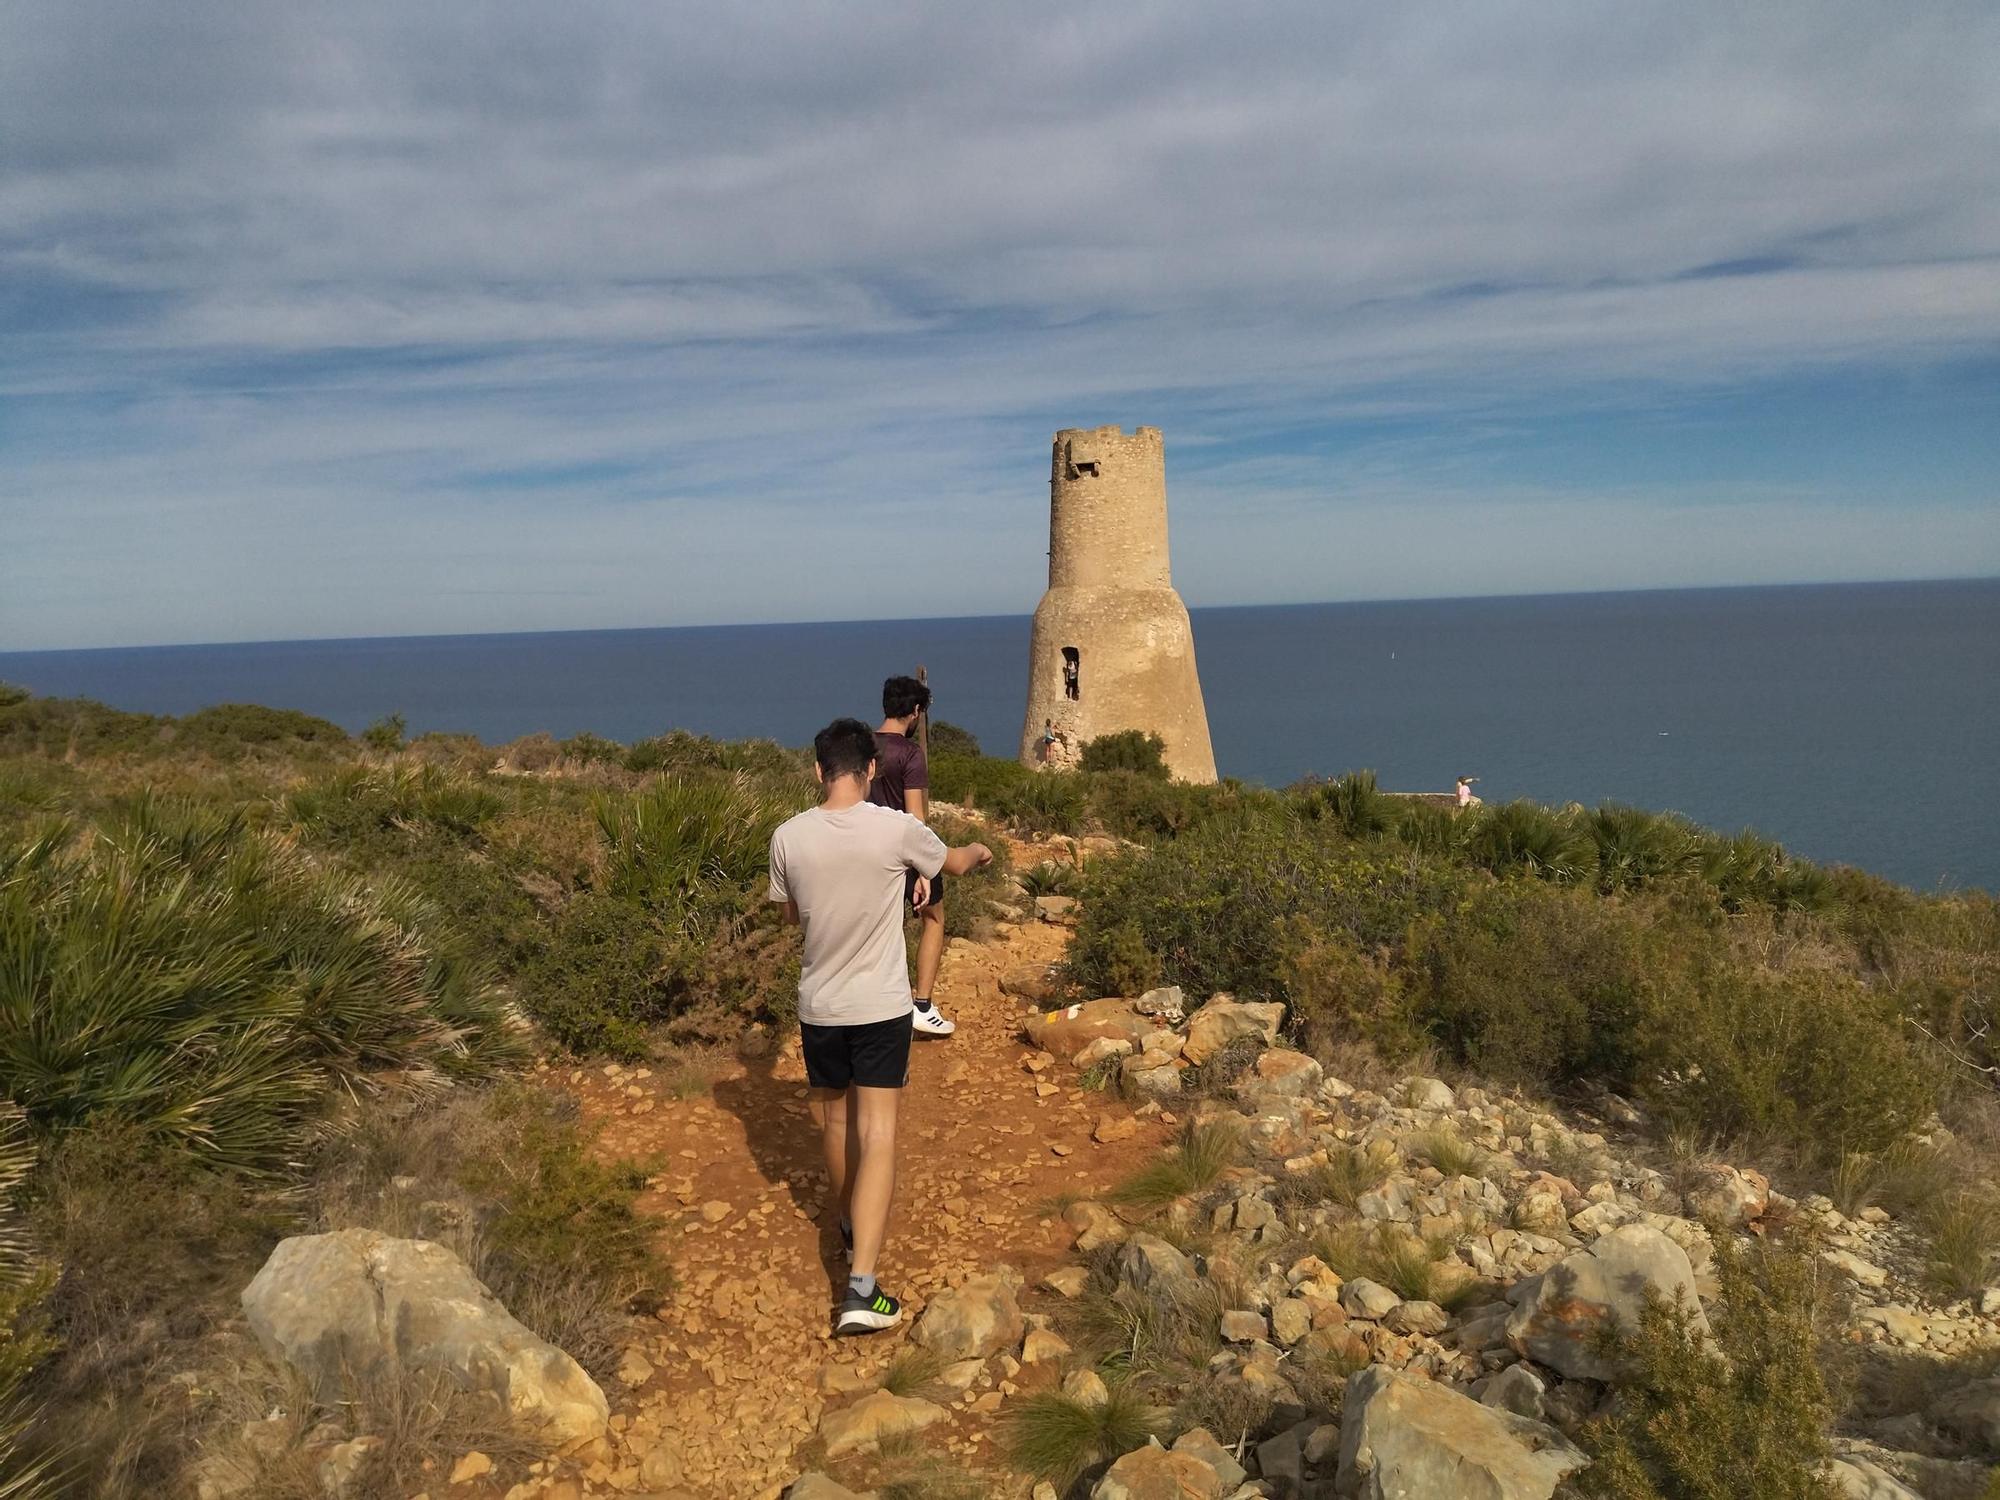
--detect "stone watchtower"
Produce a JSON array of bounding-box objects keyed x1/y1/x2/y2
[{"x1": 1017, "y1": 425, "x2": 1218, "y2": 783}]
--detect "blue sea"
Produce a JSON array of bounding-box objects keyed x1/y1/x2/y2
[{"x1": 3, "y1": 579, "x2": 1995, "y2": 893}]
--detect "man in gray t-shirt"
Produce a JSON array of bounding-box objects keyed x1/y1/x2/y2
[{"x1": 769, "y1": 717, "x2": 992, "y2": 1336}]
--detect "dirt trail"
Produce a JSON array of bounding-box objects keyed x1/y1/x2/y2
[{"x1": 554, "y1": 845, "x2": 1165, "y2": 1498}]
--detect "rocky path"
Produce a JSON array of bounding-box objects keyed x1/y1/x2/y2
[{"x1": 551, "y1": 850, "x2": 1166, "y2": 1498}]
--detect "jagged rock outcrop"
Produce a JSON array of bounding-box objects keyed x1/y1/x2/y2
[{"x1": 241, "y1": 1228, "x2": 608, "y2": 1442}]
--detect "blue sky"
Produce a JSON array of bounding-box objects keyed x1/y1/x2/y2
[{"x1": 3, "y1": 1, "x2": 1997, "y2": 650}]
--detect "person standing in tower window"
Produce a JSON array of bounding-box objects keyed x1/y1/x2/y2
[
  {"x1": 869, "y1": 676, "x2": 955, "y2": 1038},
  {"x1": 1062, "y1": 651, "x2": 1080, "y2": 700}
]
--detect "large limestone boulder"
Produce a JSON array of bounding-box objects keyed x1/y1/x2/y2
[
  {"x1": 1091, "y1": 1442, "x2": 1223, "y2": 1499},
  {"x1": 911, "y1": 1269, "x2": 1024, "y2": 1362},
  {"x1": 1335, "y1": 1365, "x2": 1586, "y2": 1500},
  {"x1": 1024, "y1": 999, "x2": 1154, "y2": 1056},
  {"x1": 1183, "y1": 996, "x2": 1285, "y2": 1065},
  {"x1": 819, "y1": 1390, "x2": 945, "y2": 1459},
  {"x1": 241, "y1": 1229, "x2": 607, "y2": 1443},
  {"x1": 1505, "y1": 1223, "x2": 1707, "y2": 1381}
]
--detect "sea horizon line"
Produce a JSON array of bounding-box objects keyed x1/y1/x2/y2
[{"x1": 3, "y1": 572, "x2": 1995, "y2": 659}]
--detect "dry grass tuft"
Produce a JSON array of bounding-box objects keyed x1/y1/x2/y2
[
  {"x1": 1109, "y1": 1120, "x2": 1242, "y2": 1211},
  {"x1": 1003, "y1": 1384, "x2": 1164, "y2": 1490}
]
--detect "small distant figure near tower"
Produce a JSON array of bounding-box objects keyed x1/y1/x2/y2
[
  {"x1": 1018, "y1": 425, "x2": 1218, "y2": 783},
  {"x1": 1456, "y1": 775, "x2": 1480, "y2": 809}
]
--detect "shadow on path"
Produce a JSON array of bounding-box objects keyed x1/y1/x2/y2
[{"x1": 710, "y1": 1044, "x2": 846, "y2": 1301}]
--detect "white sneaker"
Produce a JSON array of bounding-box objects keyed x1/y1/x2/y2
[{"x1": 911, "y1": 1004, "x2": 956, "y2": 1038}]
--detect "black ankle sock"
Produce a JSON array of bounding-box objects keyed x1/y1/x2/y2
[{"x1": 913, "y1": 997, "x2": 933, "y2": 1012}]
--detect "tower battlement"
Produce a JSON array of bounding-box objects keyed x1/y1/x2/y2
[{"x1": 1019, "y1": 425, "x2": 1217, "y2": 783}]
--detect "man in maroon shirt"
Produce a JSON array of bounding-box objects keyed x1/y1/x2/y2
[{"x1": 869, "y1": 675, "x2": 955, "y2": 1037}]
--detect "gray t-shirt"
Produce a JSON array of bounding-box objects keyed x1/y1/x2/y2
[{"x1": 768, "y1": 802, "x2": 947, "y2": 1027}]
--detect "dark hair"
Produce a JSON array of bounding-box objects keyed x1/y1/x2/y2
[
  {"x1": 814, "y1": 718, "x2": 877, "y2": 782},
  {"x1": 881, "y1": 675, "x2": 932, "y2": 720}
]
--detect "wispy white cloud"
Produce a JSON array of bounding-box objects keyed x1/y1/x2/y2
[{"x1": 1, "y1": 0, "x2": 1997, "y2": 648}]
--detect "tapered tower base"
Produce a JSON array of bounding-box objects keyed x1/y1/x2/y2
[{"x1": 1017, "y1": 425, "x2": 1217, "y2": 784}]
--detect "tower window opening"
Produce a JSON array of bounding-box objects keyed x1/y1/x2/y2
[
  {"x1": 1073, "y1": 460, "x2": 1099, "y2": 476},
  {"x1": 1062, "y1": 647, "x2": 1080, "y2": 700}
]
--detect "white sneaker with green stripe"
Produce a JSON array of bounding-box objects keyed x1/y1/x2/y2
[{"x1": 835, "y1": 1285, "x2": 902, "y2": 1336}]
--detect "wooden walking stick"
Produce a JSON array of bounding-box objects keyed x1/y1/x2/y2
[{"x1": 916, "y1": 664, "x2": 930, "y2": 763}]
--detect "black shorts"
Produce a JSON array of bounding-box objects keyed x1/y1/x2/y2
[
  {"x1": 801, "y1": 1014, "x2": 913, "y2": 1091},
  {"x1": 904, "y1": 868, "x2": 946, "y2": 911}
]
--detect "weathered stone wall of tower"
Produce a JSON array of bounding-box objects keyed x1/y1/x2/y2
[{"x1": 1018, "y1": 425, "x2": 1218, "y2": 784}]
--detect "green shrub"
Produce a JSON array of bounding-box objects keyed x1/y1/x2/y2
[
  {"x1": 289, "y1": 764, "x2": 504, "y2": 844},
  {"x1": 926, "y1": 721, "x2": 981, "y2": 759},
  {"x1": 0, "y1": 798, "x2": 519, "y2": 1172},
  {"x1": 1279, "y1": 920, "x2": 1420, "y2": 1061},
  {"x1": 1412, "y1": 879, "x2": 1658, "y2": 1088},
  {"x1": 623, "y1": 730, "x2": 800, "y2": 778},
  {"x1": 985, "y1": 769, "x2": 1088, "y2": 836},
  {"x1": 455, "y1": 1086, "x2": 660, "y2": 1292},
  {"x1": 1079, "y1": 730, "x2": 1169, "y2": 780},
  {"x1": 1293, "y1": 770, "x2": 1401, "y2": 839},
  {"x1": 1066, "y1": 822, "x2": 1463, "y2": 1006},
  {"x1": 928, "y1": 752, "x2": 1033, "y2": 808},
  {"x1": 1576, "y1": 1234, "x2": 1839, "y2": 1499},
  {"x1": 1641, "y1": 962, "x2": 1933, "y2": 1160},
  {"x1": 1589, "y1": 804, "x2": 1704, "y2": 891},
  {"x1": 592, "y1": 773, "x2": 805, "y2": 933},
  {"x1": 1394, "y1": 799, "x2": 1476, "y2": 858},
  {"x1": 556, "y1": 731, "x2": 625, "y2": 765},
  {"x1": 361, "y1": 714, "x2": 407, "y2": 753},
  {"x1": 0, "y1": 697, "x2": 163, "y2": 758},
  {"x1": 1465, "y1": 800, "x2": 1593, "y2": 883},
  {"x1": 0, "y1": 686, "x2": 27, "y2": 711},
  {"x1": 518, "y1": 895, "x2": 665, "y2": 1057},
  {"x1": 174, "y1": 703, "x2": 348, "y2": 754},
  {"x1": 1019, "y1": 861, "x2": 1078, "y2": 898},
  {"x1": 1699, "y1": 830, "x2": 1837, "y2": 913}
]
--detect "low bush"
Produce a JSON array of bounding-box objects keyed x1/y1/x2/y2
[
  {"x1": 1576, "y1": 1234, "x2": 1839, "y2": 1499},
  {"x1": 1642, "y1": 962, "x2": 1933, "y2": 1160},
  {"x1": 1079, "y1": 730, "x2": 1169, "y2": 779},
  {"x1": 1465, "y1": 800, "x2": 1594, "y2": 883},
  {"x1": 289, "y1": 764, "x2": 504, "y2": 845},
  {"x1": 174, "y1": 703, "x2": 349, "y2": 754},
  {"x1": 593, "y1": 773, "x2": 805, "y2": 933},
  {"x1": 623, "y1": 730, "x2": 800, "y2": 778},
  {"x1": 0, "y1": 800, "x2": 520, "y2": 1173},
  {"x1": 926, "y1": 721, "x2": 981, "y2": 759},
  {"x1": 1066, "y1": 822, "x2": 1463, "y2": 1005},
  {"x1": 984, "y1": 770, "x2": 1089, "y2": 836},
  {"x1": 1411, "y1": 879, "x2": 1659, "y2": 1089},
  {"x1": 361, "y1": 713, "x2": 406, "y2": 752},
  {"x1": 928, "y1": 752, "x2": 1033, "y2": 809},
  {"x1": 1293, "y1": 770, "x2": 1401, "y2": 839}
]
